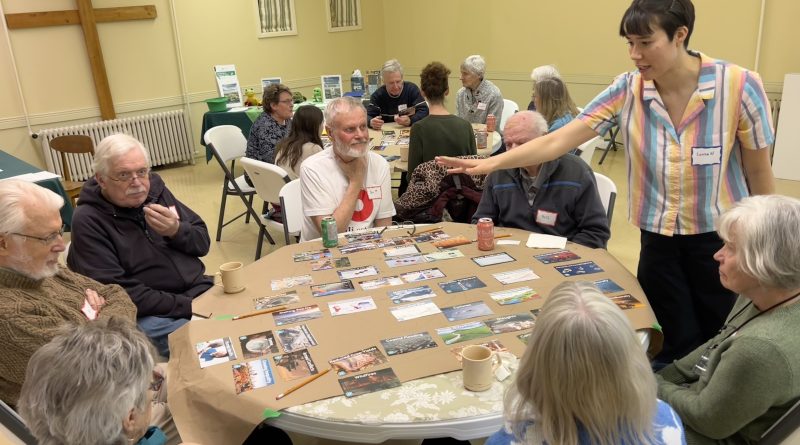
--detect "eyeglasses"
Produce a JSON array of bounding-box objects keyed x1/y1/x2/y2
[
  {"x1": 278, "y1": 99, "x2": 294, "y2": 105},
  {"x1": 107, "y1": 168, "x2": 150, "y2": 183},
  {"x1": 8, "y1": 224, "x2": 66, "y2": 246}
]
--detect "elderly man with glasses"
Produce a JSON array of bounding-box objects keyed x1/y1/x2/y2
[
  {"x1": 67, "y1": 133, "x2": 212, "y2": 358},
  {"x1": 0, "y1": 180, "x2": 137, "y2": 406}
]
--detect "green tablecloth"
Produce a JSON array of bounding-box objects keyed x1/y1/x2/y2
[{"x1": 0, "y1": 150, "x2": 74, "y2": 228}]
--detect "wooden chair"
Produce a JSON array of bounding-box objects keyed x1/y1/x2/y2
[{"x1": 48, "y1": 135, "x2": 94, "y2": 207}]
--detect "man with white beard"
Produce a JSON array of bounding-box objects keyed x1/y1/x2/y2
[
  {"x1": 67, "y1": 134, "x2": 212, "y2": 358},
  {"x1": 0, "y1": 180, "x2": 136, "y2": 406},
  {"x1": 300, "y1": 96, "x2": 396, "y2": 241}
]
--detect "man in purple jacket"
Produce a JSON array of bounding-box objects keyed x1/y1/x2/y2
[{"x1": 68, "y1": 133, "x2": 212, "y2": 358}]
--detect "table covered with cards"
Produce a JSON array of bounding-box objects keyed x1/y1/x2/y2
[{"x1": 168, "y1": 223, "x2": 659, "y2": 444}]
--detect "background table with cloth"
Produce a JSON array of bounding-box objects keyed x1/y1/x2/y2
[{"x1": 0, "y1": 149, "x2": 74, "y2": 227}]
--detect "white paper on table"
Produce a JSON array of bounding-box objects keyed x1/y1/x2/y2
[
  {"x1": 497, "y1": 240, "x2": 520, "y2": 246},
  {"x1": 228, "y1": 106, "x2": 249, "y2": 112},
  {"x1": 0, "y1": 171, "x2": 61, "y2": 182},
  {"x1": 526, "y1": 233, "x2": 567, "y2": 249}
]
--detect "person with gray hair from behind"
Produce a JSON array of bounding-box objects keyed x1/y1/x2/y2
[
  {"x1": 486, "y1": 281, "x2": 686, "y2": 445},
  {"x1": 657, "y1": 195, "x2": 800, "y2": 444},
  {"x1": 67, "y1": 133, "x2": 212, "y2": 358},
  {"x1": 472, "y1": 111, "x2": 609, "y2": 248},
  {"x1": 0, "y1": 180, "x2": 137, "y2": 408},
  {"x1": 300, "y1": 97, "x2": 396, "y2": 241},
  {"x1": 528, "y1": 64, "x2": 561, "y2": 111},
  {"x1": 456, "y1": 54, "x2": 504, "y2": 125},
  {"x1": 18, "y1": 317, "x2": 200, "y2": 445},
  {"x1": 367, "y1": 58, "x2": 428, "y2": 130}
]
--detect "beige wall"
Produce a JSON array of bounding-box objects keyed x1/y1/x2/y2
[{"x1": 1, "y1": 0, "x2": 797, "y2": 168}]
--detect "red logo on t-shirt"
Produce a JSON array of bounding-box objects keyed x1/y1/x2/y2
[{"x1": 352, "y1": 189, "x2": 374, "y2": 222}]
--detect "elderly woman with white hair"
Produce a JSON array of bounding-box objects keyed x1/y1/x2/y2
[
  {"x1": 17, "y1": 317, "x2": 198, "y2": 445},
  {"x1": 486, "y1": 281, "x2": 686, "y2": 445},
  {"x1": 456, "y1": 54, "x2": 504, "y2": 125},
  {"x1": 527, "y1": 64, "x2": 561, "y2": 111},
  {"x1": 657, "y1": 195, "x2": 800, "y2": 444}
]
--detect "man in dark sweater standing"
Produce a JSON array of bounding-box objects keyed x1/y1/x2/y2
[
  {"x1": 367, "y1": 59, "x2": 428, "y2": 129},
  {"x1": 472, "y1": 111, "x2": 610, "y2": 249},
  {"x1": 68, "y1": 133, "x2": 212, "y2": 358}
]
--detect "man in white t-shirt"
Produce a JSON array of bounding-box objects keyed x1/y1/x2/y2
[{"x1": 300, "y1": 97, "x2": 396, "y2": 241}]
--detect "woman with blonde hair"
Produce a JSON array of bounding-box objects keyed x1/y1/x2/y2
[
  {"x1": 487, "y1": 281, "x2": 685, "y2": 445},
  {"x1": 532, "y1": 77, "x2": 580, "y2": 133}
]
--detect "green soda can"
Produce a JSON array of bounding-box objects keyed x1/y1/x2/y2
[{"x1": 321, "y1": 216, "x2": 338, "y2": 248}]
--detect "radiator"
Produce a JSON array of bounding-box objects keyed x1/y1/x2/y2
[{"x1": 38, "y1": 110, "x2": 194, "y2": 182}]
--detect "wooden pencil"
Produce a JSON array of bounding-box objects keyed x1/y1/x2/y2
[
  {"x1": 415, "y1": 225, "x2": 443, "y2": 235},
  {"x1": 275, "y1": 367, "x2": 331, "y2": 400},
  {"x1": 232, "y1": 305, "x2": 287, "y2": 320},
  {"x1": 470, "y1": 233, "x2": 513, "y2": 242}
]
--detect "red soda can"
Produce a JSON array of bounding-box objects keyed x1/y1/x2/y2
[
  {"x1": 477, "y1": 218, "x2": 494, "y2": 251},
  {"x1": 486, "y1": 114, "x2": 497, "y2": 133}
]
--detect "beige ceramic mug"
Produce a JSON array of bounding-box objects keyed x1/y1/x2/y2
[
  {"x1": 461, "y1": 344, "x2": 501, "y2": 391},
  {"x1": 399, "y1": 145, "x2": 410, "y2": 162},
  {"x1": 216, "y1": 261, "x2": 245, "y2": 294}
]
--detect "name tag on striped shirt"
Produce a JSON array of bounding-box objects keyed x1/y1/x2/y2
[{"x1": 691, "y1": 146, "x2": 722, "y2": 166}]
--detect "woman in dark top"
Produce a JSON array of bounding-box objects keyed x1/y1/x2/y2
[
  {"x1": 246, "y1": 83, "x2": 293, "y2": 164},
  {"x1": 405, "y1": 62, "x2": 476, "y2": 194}
]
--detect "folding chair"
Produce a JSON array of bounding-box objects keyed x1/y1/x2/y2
[
  {"x1": 593, "y1": 172, "x2": 617, "y2": 224},
  {"x1": 239, "y1": 157, "x2": 291, "y2": 259},
  {"x1": 203, "y1": 125, "x2": 258, "y2": 242},
  {"x1": 278, "y1": 179, "x2": 303, "y2": 245}
]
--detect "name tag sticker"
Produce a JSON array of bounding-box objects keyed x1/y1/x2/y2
[
  {"x1": 535, "y1": 210, "x2": 558, "y2": 227},
  {"x1": 366, "y1": 186, "x2": 382, "y2": 200},
  {"x1": 691, "y1": 146, "x2": 722, "y2": 166},
  {"x1": 477, "y1": 102, "x2": 487, "y2": 111},
  {"x1": 397, "y1": 104, "x2": 408, "y2": 112}
]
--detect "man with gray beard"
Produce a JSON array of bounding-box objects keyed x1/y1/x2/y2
[
  {"x1": 0, "y1": 180, "x2": 136, "y2": 407},
  {"x1": 67, "y1": 133, "x2": 212, "y2": 358},
  {"x1": 300, "y1": 96, "x2": 396, "y2": 241}
]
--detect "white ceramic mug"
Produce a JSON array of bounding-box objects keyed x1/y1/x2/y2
[
  {"x1": 461, "y1": 344, "x2": 501, "y2": 392},
  {"x1": 216, "y1": 261, "x2": 245, "y2": 294}
]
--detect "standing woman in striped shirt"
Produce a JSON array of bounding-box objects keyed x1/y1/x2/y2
[{"x1": 438, "y1": 0, "x2": 776, "y2": 366}]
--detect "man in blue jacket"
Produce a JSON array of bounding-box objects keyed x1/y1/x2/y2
[
  {"x1": 68, "y1": 133, "x2": 212, "y2": 358},
  {"x1": 472, "y1": 111, "x2": 610, "y2": 249}
]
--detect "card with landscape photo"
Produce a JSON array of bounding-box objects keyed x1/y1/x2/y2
[
  {"x1": 272, "y1": 305, "x2": 323, "y2": 326},
  {"x1": 437, "y1": 321, "x2": 493, "y2": 345},
  {"x1": 383, "y1": 244, "x2": 421, "y2": 258},
  {"x1": 554, "y1": 261, "x2": 604, "y2": 277},
  {"x1": 484, "y1": 313, "x2": 536, "y2": 334},
  {"x1": 339, "y1": 368, "x2": 401, "y2": 398},
  {"x1": 471, "y1": 252, "x2": 516, "y2": 267},
  {"x1": 533, "y1": 249, "x2": 581, "y2": 264},
  {"x1": 489, "y1": 287, "x2": 540, "y2": 305},
  {"x1": 441, "y1": 300, "x2": 494, "y2": 322},
  {"x1": 310, "y1": 279, "x2": 356, "y2": 297},
  {"x1": 388, "y1": 285, "x2": 436, "y2": 304},
  {"x1": 610, "y1": 294, "x2": 645, "y2": 310},
  {"x1": 413, "y1": 229, "x2": 450, "y2": 243},
  {"x1": 195, "y1": 337, "x2": 237, "y2": 369},
  {"x1": 492, "y1": 268, "x2": 540, "y2": 285},
  {"x1": 293, "y1": 249, "x2": 332, "y2": 262},
  {"x1": 276, "y1": 324, "x2": 318, "y2": 353},
  {"x1": 239, "y1": 330, "x2": 279, "y2": 359},
  {"x1": 273, "y1": 349, "x2": 319, "y2": 381},
  {"x1": 328, "y1": 296, "x2": 377, "y2": 316},
  {"x1": 593, "y1": 278, "x2": 624, "y2": 294},
  {"x1": 389, "y1": 300, "x2": 441, "y2": 321},
  {"x1": 344, "y1": 232, "x2": 382, "y2": 243},
  {"x1": 310, "y1": 256, "x2": 351, "y2": 271},
  {"x1": 359, "y1": 275, "x2": 404, "y2": 290},
  {"x1": 329, "y1": 346, "x2": 388, "y2": 376},
  {"x1": 385, "y1": 254, "x2": 428, "y2": 268},
  {"x1": 517, "y1": 332, "x2": 532, "y2": 345},
  {"x1": 337, "y1": 265, "x2": 379, "y2": 280},
  {"x1": 380, "y1": 331, "x2": 438, "y2": 356},
  {"x1": 270, "y1": 274, "x2": 313, "y2": 291},
  {"x1": 232, "y1": 359, "x2": 275, "y2": 394},
  {"x1": 400, "y1": 267, "x2": 445, "y2": 283},
  {"x1": 253, "y1": 290, "x2": 300, "y2": 310},
  {"x1": 438, "y1": 276, "x2": 487, "y2": 294},
  {"x1": 423, "y1": 248, "x2": 464, "y2": 262},
  {"x1": 339, "y1": 240, "x2": 380, "y2": 255},
  {"x1": 450, "y1": 339, "x2": 508, "y2": 363}
]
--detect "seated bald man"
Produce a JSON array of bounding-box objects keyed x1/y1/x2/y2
[{"x1": 472, "y1": 111, "x2": 610, "y2": 249}]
